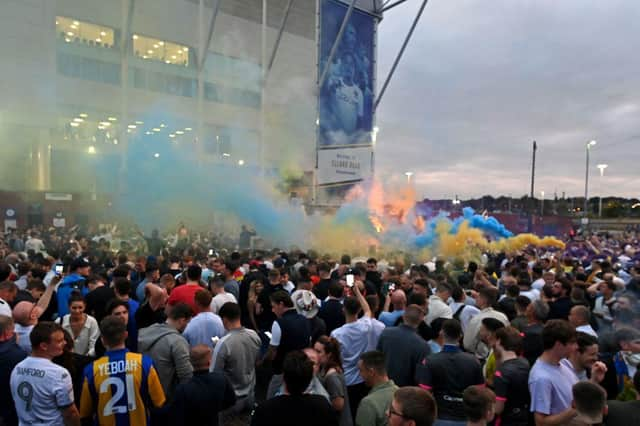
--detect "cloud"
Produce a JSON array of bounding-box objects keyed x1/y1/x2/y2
[{"x1": 375, "y1": 0, "x2": 640, "y2": 199}]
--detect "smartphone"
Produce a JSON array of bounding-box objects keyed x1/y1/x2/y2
[
  {"x1": 211, "y1": 336, "x2": 220, "y2": 345},
  {"x1": 346, "y1": 274, "x2": 354, "y2": 288},
  {"x1": 208, "y1": 249, "x2": 214, "y2": 256},
  {"x1": 54, "y1": 264, "x2": 64, "y2": 275},
  {"x1": 389, "y1": 283, "x2": 396, "y2": 292},
  {"x1": 264, "y1": 331, "x2": 272, "y2": 340}
]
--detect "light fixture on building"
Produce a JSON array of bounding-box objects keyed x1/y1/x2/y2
[
  {"x1": 69, "y1": 122, "x2": 80, "y2": 127},
  {"x1": 88, "y1": 146, "x2": 96, "y2": 154},
  {"x1": 165, "y1": 60, "x2": 171, "y2": 64},
  {"x1": 222, "y1": 153, "x2": 230, "y2": 157},
  {"x1": 184, "y1": 127, "x2": 192, "y2": 131},
  {"x1": 65, "y1": 38, "x2": 71, "y2": 43},
  {"x1": 99, "y1": 121, "x2": 111, "y2": 127},
  {"x1": 169, "y1": 134, "x2": 175, "y2": 138},
  {"x1": 160, "y1": 123, "x2": 166, "y2": 128},
  {"x1": 133, "y1": 34, "x2": 138, "y2": 39},
  {"x1": 73, "y1": 21, "x2": 79, "y2": 26},
  {"x1": 135, "y1": 121, "x2": 143, "y2": 125},
  {"x1": 171, "y1": 55, "x2": 177, "y2": 59},
  {"x1": 96, "y1": 38, "x2": 102, "y2": 43},
  {"x1": 145, "y1": 131, "x2": 152, "y2": 135},
  {"x1": 73, "y1": 118, "x2": 84, "y2": 123},
  {"x1": 147, "y1": 50, "x2": 153, "y2": 54},
  {"x1": 127, "y1": 124, "x2": 136, "y2": 129},
  {"x1": 100, "y1": 31, "x2": 106, "y2": 36},
  {"x1": 108, "y1": 117, "x2": 117, "y2": 121},
  {"x1": 238, "y1": 159, "x2": 245, "y2": 166},
  {"x1": 158, "y1": 41, "x2": 164, "y2": 46},
  {"x1": 154, "y1": 153, "x2": 160, "y2": 158},
  {"x1": 67, "y1": 31, "x2": 74, "y2": 37},
  {"x1": 152, "y1": 128, "x2": 161, "y2": 132},
  {"x1": 175, "y1": 130, "x2": 184, "y2": 135},
  {"x1": 98, "y1": 125, "x2": 105, "y2": 130},
  {"x1": 182, "y1": 47, "x2": 188, "y2": 52},
  {"x1": 153, "y1": 44, "x2": 159, "y2": 49},
  {"x1": 70, "y1": 24, "x2": 77, "y2": 30},
  {"x1": 113, "y1": 139, "x2": 118, "y2": 145},
  {"x1": 79, "y1": 113, "x2": 88, "y2": 118}
]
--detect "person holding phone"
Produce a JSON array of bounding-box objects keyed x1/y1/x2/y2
[{"x1": 330, "y1": 277, "x2": 383, "y2": 423}]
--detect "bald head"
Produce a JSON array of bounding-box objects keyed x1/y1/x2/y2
[
  {"x1": 190, "y1": 344, "x2": 212, "y2": 371},
  {"x1": 391, "y1": 289, "x2": 407, "y2": 309},
  {"x1": 569, "y1": 305, "x2": 590, "y2": 327},
  {"x1": 12, "y1": 301, "x2": 38, "y2": 326}
]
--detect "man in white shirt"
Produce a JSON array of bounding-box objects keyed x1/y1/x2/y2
[
  {"x1": 0, "y1": 281, "x2": 18, "y2": 317},
  {"x1": 10, "y1": 321, "x2": 80, "y2": 426},
  {"x1": 449, "y1": 285, "x2": 480, "y2": 333},
  {"x1": 425, "y1": 283, "x2": 453, "y2": 326},
  {"x1": 331, "y1": 280, "x2": 381, "y2": 422},
  {"x1": 25, "y1": 231, "x2": 46, "y2": 254},
  {"x1": 568, "y1": 305, "x2": 598, "y2": 337},
  {"x1": 209, "y1": 275, "x2": 237, "y2": 314}
]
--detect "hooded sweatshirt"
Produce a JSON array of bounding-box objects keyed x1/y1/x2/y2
[
  {"x1": 56, "y1": 272, "x2": 88, "y2": 317},
  {"x1": 138, "y1": 323, "x2": 193, "y2": 399}
]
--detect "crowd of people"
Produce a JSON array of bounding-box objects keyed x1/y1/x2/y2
[{"x1": 1, "y1": 224, "x2": 640, "y2": 426}]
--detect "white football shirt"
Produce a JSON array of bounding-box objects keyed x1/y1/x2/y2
[{"x1": 10, "y1": 356, "x2": 74, "y2": 426}]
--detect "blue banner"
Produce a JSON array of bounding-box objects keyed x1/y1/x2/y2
[{"x1": 319, "y1": 0, "x2": 375, "y2": 147}]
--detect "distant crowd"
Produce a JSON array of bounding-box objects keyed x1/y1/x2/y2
[{"x1": 0, "y1": 224, "x2": 639, "y2": 425}]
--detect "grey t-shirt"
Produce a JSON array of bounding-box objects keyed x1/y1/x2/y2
[
  {"x1": 212, "y1": 327, "x2": 261, "y2": 398},
  {"x1": 323, "y1": 371, "x2": 353, "y2": 426}
]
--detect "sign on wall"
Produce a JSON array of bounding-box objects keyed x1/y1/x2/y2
[{"x1": 317, "y1": 146, "x2": 373, "y2": 185}]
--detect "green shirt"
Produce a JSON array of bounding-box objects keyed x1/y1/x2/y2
[{"x1": 356, "y1": 380, "x2": 398, "y2": 426}]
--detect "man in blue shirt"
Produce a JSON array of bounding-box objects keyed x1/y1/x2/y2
[{"x1": 56, "y1": 257, "x2": 90, "y2": 317}]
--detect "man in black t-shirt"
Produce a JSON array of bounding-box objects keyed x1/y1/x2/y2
[
  {"x1": 317, "y1": 281, "x2": 345, "y2": 335},
  {"x1": 313, "y1": 262, "x2": 334, "y2": 301},
  {"x1": 251, "y1": 351, "x2": 337, "y2": 426},
  {"x1": 493, "y1": 327, "x2": 531, "y2": 426},
  {"x1": 416, "y1": 319, "x2": 484, "y2": 424},
  {"x1": 84, "y1": 275, "x2": 115, "y2": 324}
]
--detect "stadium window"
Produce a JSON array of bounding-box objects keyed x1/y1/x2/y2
[
  {"x1": 132, "y1": 34, "x2": 190, "y2": 67},
  {"x1": 56, "y1": 16, "x2": 115, "y2": 48}
]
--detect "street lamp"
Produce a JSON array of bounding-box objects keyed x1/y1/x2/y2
[
  {"x1": 540, "y1": 190, "x2": 545, "y2": 216},
  {"x1": 584, "y1": 140, "x2": 596, "y2": 218},
  {"x1": 405, "y1": 171, "x2": 414, "y2": 184},
  {"x1": 597, "y1": 164, "x2": 608, "y2": 217}
]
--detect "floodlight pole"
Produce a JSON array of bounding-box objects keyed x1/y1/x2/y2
[
  {"x1": 267, "y1": 0, "x2": 295, "y2": 76},
  {"x1": 374, "y1": 0, "x2": 429, "y2": 111},
  {"x1": 198, "y1": 0, "x2": 221, "y2": 71}
]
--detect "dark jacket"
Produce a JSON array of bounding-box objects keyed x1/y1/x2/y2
[
  {"x1": 0, "y1": 337, "x2": 27, "y2": 426},
  {"x1": 251, "y1": 394, "x2": 338, "y2": 426},
  {"x1": 318, "y1": 298, "x2": 345, "y2": 335},
  {"x1": 273, "y1": 310, "x2": 311, "y2": 374},
  {"x1": 376, "y1": 324, "x2": 431, "y2": 386},
  {"x1": 170, "y1": 370, "x2": 236, "y2": 426}
]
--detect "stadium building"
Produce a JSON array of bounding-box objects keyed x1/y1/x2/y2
[{"x1": 0, "y1": 0, "x2": 383, "y2": 228}]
